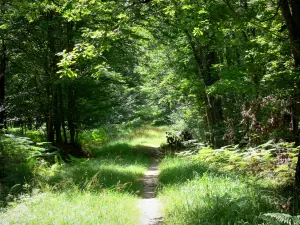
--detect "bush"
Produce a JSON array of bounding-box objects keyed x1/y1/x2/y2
[
  {"x1": 174, "y1": 140, "x2": 299, "y2": 186},
  {"x1": 0, "y1": 134, "x2": 60, "y2": 206},
  {"x1": 79, "y1": 127, "x2": 109, "y2": 149}
]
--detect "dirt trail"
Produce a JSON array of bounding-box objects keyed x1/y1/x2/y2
[{"x1": 138, "y1": 159, "x2": 163, "y2": 225}]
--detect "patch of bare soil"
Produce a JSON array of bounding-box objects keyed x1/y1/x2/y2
[{"x1": 138, "y1": 160, "x2": 163, "y2": 225}]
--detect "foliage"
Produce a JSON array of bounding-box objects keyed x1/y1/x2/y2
[
  {"x1": 2, "y1": 0, "x2": 300, "y2": 222},
  {"x1": 0, "y1": 133, "x2": 63, "y2": 206},
  {"x1": 79, "y1": 127, "x2": 109, "y2": 148},
  {"x1": 175, "y1": 140, "x2": 299, "y2": 185},
  {"x1": 0, "y1": 125, "x2": 163, "y2": 209},
  {"x1": 0, "y1": 126, "x2": 164, "y2": 223},
  {"x1": 159, "y1": 157, "x2": 279, "y2": 225},
  {"x1": 37, "y1": 146, "x2": 150, "y2": 194},
  {"x1": 262, "y1": 213, "x2": 300, "y2": 225},
  {"x1": 159, "y1": 139, "x2": 300, "y2": 224},
  {"x1": 2, "y1": 0, "x2": 300, "y2": 148},
  {"x1": 0, "y1": 191, "x2": 140, "y2": 225},
  {"x1": 80, "y1": 125, "x2": 168, "y2": 152}
]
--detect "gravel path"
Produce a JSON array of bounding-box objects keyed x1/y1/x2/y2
[{"x1": 138, "y1": 159, "x2": 163, "y2": 225}]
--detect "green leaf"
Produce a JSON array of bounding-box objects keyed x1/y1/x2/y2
[{"x1": 0, "y1": 24, "x2": 8, "y2": 29}]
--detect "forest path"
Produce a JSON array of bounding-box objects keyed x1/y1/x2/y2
[{"x1": 138, "y1": 158, "x2": 163, "y2": 225}]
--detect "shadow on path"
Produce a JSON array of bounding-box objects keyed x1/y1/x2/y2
[
  {"x1": 44, "y1": 144, "x2": 161, "y2": 195},
  {"x1": 138, "y1": 159, "x2": 164, "y2": 225}
]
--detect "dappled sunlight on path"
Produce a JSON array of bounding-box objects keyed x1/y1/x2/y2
[{"x1": 138, "y1": 160, "x2": 163, "y2": 225}]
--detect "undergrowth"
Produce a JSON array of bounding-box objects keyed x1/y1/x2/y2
[
  {"x1": 177, "y1": 140, "x2": 299, "y2": 186},
  {"x1": 80, "y1": 125, "x2": 168, "y2": 151},
  {"x1": 0, "y1": 190, "x2": 139, "y2": 225},
  {"x1": 0, "y1": 125, "x2": 167, "y2": 224},
  {"x1": 158, "y1": 150, "x2": 300, "y2": 225},
  {"x1": 36, "y1": 151, "x2": 149, "y2": 195}
]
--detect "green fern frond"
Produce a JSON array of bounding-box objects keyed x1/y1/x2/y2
[{"x1": 263, "y1": 213, "x2": 300, "y2": 225}]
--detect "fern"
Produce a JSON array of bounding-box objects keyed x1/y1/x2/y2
[{"x1": 263, "y1": 213, "x2": 300, "y2": 225}]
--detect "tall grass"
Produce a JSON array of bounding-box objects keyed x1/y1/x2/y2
[
  {"x1": 1, "y1": 143, "x2": 148, "y2": 224},
  {"x1": 159, "y1": 157, "x2": 283, "y2": 225},
  {"x1": 1, "y1": 125, "x2": 167, "y2": 224},
  {"x1": 38, "y1": 150, "x2": 150, "y2": 195},
  {"x1": 0, "y1": 191, "x2": 139, "y2": 225},
  {"x1": 80, "y1": 125, "x2": 168, "y2": 150},
  {"x1": 125, "y1": 125, "x2": 168, "y2": 147}
]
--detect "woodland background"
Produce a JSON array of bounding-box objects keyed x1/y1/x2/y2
[{"x1": 1, "y1": 1, "x2": 300, "y2": 224}]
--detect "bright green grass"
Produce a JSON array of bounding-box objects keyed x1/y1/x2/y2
[
  {"x1": 158, "y1": 157, "x2": 280, "y2": 225},
  {"x1": 0, "y1": 191, "x2": 139, "y2": 225},
  {"x1": 38, "y1": 127, "x2": 166, "y2": 194},
  {"x1": 1, "y1": 126, "x2": 168, "y2": 224},
  {"x1": 40, "y1": 152, "x2": 149, "y2": 195},
  {"x1": 1, "y1": 146, "x2": 148, "y2": 224},
  {"x1": 86, "y1": 126, "x2": 168, "y2": 157},
  {"x1": 121, "y1": 125, "x2": 168, "y2": 147}
]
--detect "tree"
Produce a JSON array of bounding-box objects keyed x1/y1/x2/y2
[
  {"x1": 0, "y1": 0, "x2": 8, "y2": 129},
  {"x1": 279, "y1": 0, "x2": 300, "y2": 184}
]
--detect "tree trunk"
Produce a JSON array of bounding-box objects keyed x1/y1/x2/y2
[
  {"x1": 185, "y1": 31, "x2": 223, "y2": 146},
  {"x1": 45, "y1": 11, "x2": 57, "y2": 143},
  {"x1": 281, "y1": 0, "x2": 300, "y2": 67},
  {"x1": 66, "y1": 21, "x2": 77, "y2": 145},
  {"x1": 280, "y1": 0, "x2": 300, "y2": 185},
  {"x1": 0, "y1": 38, "x2": 6, "y2": 129},
  {"x1": 59, "y1": 84, "x2": 67, "y2": 143},
  {"x1": 53, "y1": 85, "x2": 62, "y2": 143},
  {"x1": 67, "y1": 85, "x2": 76, "y2": 144},
  {"x1": 202, "y1": 53, "x2": 223, "y2": 146}
]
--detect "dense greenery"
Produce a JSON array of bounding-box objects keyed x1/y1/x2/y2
[
  {"x1": 1, "y1": 0, "x2": 300, "y2": 147},
  {"x1": 1, "y1": 0, "x2": 300, "y2": 224},
  {"x1": 0, "y1": 126, "x2": 166, "y2": 223},
  {"x1": 159, "y1": 156, "x2": 281, "y2": 224},
  {"x1": 1, "y1": 0, "x2": 299, "y2": 142}
]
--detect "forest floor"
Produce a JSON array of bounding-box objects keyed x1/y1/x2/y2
[
  {"x1": 1, "y1": 126, "x2": 300, "y2": 224},
  {"x1": 0, "y1": 126, "x2": 168, "y2": 225}
]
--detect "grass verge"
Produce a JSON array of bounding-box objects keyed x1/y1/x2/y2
[
  {"x1": 158, "y1": 157, "x2": 289, "y2": 225},
  {"x1": 0, "y1": 190, "x2": 139, "y2": 225},
  {"x1": 38, "y1": 145, "x2": 151, "y2": 195},
  {"x1": 1, "y1": 125, "x2": 168, "y2": 224}
]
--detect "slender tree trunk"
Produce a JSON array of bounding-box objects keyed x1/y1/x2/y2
[
  {"x1": 53, "y1": 85, "x2": 62, "y2": 143},
  {"x1": 59, "y1": 84, "x2": 67, "y2": 143},
  {"x1": 66, "y1": 21, "x2": 77, "y2": 144},
  {"x1": 68, "y1": 85, "x2": 76, "y2": 144},
  {"x1": 0, "y1": 38, "x2": 6, "y2": 129},
  {"x1": 45, "y1": 12, "x2": 57, "y2": 143},
  {"x1": 280, "y1": 0, "x2": 300, "y2": 185},
  {"x1": 281, "y1": 0, "x2": 300, "y2": 67},
  {"x1": 46, "y1": 90, "x2": 54, "y2": 142}
]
